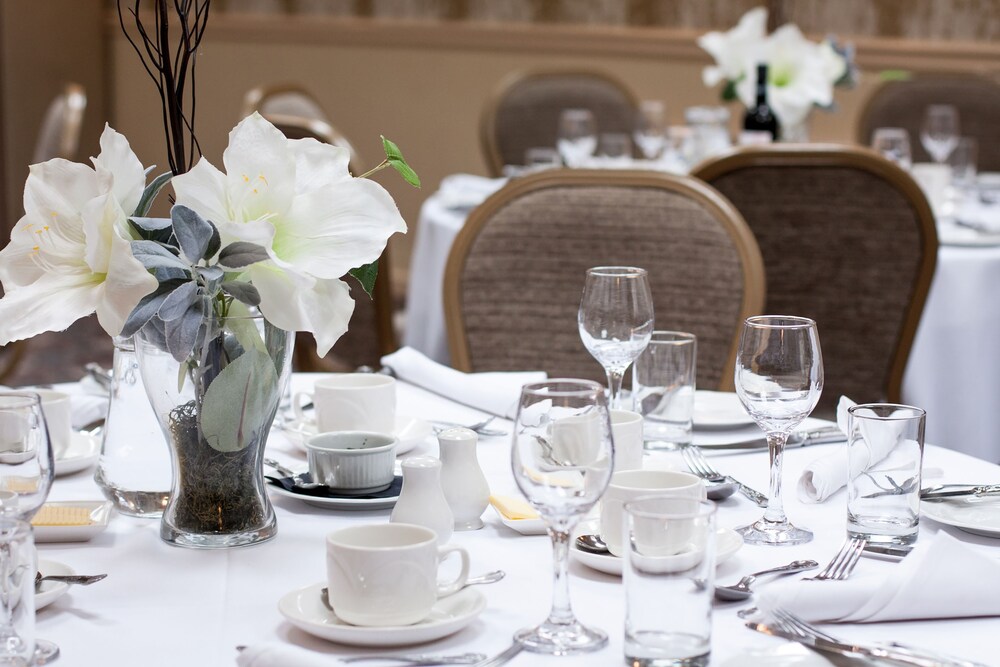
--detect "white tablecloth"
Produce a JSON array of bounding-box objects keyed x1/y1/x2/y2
[
  {"x1": 404, "y1": 179, "x2": 1000, "y2": 462},
  {"x1": 43, "y1": 376, "x2": 1000, "y2": 665}
]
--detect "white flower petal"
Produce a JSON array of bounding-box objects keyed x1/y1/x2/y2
[
  {"x1": 271, "y1": 179, "x2": 406, "y2": 279},
  {"x1": 0, "y1": 273, "x2": 102, "y2": 345},
  {"x1": 249, "y1": 264, "x2": 354, "y2": 357},
  {"x1": 94, "y1": 230, "x2": 158, "y2": 337},
  {"x1": 289, "y1": 137, "x2": 353, "y2": 193},
  {"x1": 222, "y1": 114, "x2": 296, "y2": 222},
  {"x1": 81, "y1": 194, "x2": 119, "y2": 274},
  {"x1": 91, "y1": 124, "x2": 146, "y2": 215},
  {"x1": 171, "y1": 158, "x2": 231, "y2": 227}
]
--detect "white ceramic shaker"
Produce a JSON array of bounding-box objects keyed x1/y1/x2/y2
[
  {"x1": 390, "y1": 456, "x2": 454, "y2": 543},
  {"x1": 438, "y1": 427, "x2": 490, "y2": 530}
]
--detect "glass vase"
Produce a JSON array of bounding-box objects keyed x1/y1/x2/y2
[
  {"x1": 135, "y1": 312, "x2": 293, "y2": 549},
  {"x1": 94, "y1": 336, "x2": 172, "y2": 517}
]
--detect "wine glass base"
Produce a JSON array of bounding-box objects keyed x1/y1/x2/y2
[
  {"x1": 737, "y1": 518, "x2": 813, "y2": 546},
  {"x1": 32, "y1": 639, "x2": 59, "y2": 665},
  {"x1": 515, "y1": 619, "x2": 608, "y2": 655}
]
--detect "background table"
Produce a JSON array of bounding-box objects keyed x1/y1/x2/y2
[
  {"x1": 41, "y1": 375, "x2": 1000, "y2": 665},
  {"x1": 404, "y1": 180, "x2": 1000, "y2": 462}
]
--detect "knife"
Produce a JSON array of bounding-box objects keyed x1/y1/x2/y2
[
  {"x1": 704, "y1": 426, "x2": 844, "y2": 451},
  {"x1": 920, "y1": 483, "x2": 1000, "y2": 501}
]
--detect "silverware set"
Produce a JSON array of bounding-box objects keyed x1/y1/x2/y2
[{"x1": 681, "y1": 445, "x2": 768, "y2": 507}]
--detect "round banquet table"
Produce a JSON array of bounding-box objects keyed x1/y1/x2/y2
[
  {"x1": 404, "y1": 180, "x2": 1000, "y2": 463},
  {"x1": 39, "y1": 375, "x2": 1000, "y2": 665}
]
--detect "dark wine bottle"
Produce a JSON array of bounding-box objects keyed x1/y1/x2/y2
[{"x1": 743, "y1": 63, "x2": 779, "y2": 141}]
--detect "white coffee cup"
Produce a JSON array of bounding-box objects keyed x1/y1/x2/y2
[
  {"x1": 547, "y1": 410, "x2": 604, "y2": 466},
  {"x1": 600, "y1": 469, "x2": 706, "y2": 557},
  {"x1": 326, "y1": 523, "x2": 470, "y2": 627},
  {"x1": 294, "y1": 374, "x2": 396, "y2": 435},
  {"x1": 610, "y1": 409, "x2": 643, "y2": 473}
]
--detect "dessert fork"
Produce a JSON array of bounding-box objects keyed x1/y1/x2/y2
[
  {"x1": 804, "y1": 536, "x2": 866, "y2": 580},
  {"x1": 681, "y1": 446, "x2": 768, "y2": 507}
]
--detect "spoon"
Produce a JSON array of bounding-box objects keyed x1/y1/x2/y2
[
  {"x1": 705, "y1": 479, "x2": 738, "y2": 501},
  {"x1": 713, "y1": 560, "x2": 819, "y2": 601},
  {"x1": 36, "y1": 572, "x2": 107, "y2": 588},
  {"x1": 263, "y1": 458, "x2": 322, "y2": 490},
  {"x1": 575, "y1": 534, "x2": 610, "y2": 555},
  {"x1": 320, "y1": 570, "x2": 505, "y2": 612}
]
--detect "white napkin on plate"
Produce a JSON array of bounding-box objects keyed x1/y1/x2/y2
[
  {"x1": 380, "y1": 347, "x2": 546, "y2": 419},
  {"x1": 236, "y1": 643, "x2": 332, "y2": 667},
  {"x1": 436, "y1": 174, "x2": 507, "y2": 210},
  {"x1": 759, "y1": 532, "x2": 1000, "y2": 622}
]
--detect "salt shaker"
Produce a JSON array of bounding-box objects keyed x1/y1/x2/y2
[
  {"x1": 390, "y1": 456, "x2": 454, "y2": 543},
  {"x1": 438, "y1": 428, "x2": 490, "y2": 530}
]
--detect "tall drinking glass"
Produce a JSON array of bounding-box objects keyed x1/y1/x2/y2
[
  {"x1": 556, "y1": 109, "x2": 598, "y2": 167},
  {"x1": 578, "y1": 267, "x2": 654, "y2": 411},
  {"x1": 920, "y1": 105, "x2": 960, "y2": 164},
  {"x1": 511, "y1": 380, "x2": 614, "y2": 654},
  {"x1": 871, "y1": 127, "x2": 912, "y2": 170},
  {"x1": 634, "y1": 101, "x2": 667, "y2": 160},
  {"x1": 0, "y1": 393, "x2": 58, "y2": 663},
  {"x1": 734, "y1": 317, "x2": 823, "y2": 545}
]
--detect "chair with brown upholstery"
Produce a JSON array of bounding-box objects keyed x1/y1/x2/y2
[
  {"x1": 857, "y1": 75, "x2": 1000, "y2": 170},
  {"x1": 443, "y1": 169, "x2": 765, "y2": 391},
  {"x1": 480, "y1": 70, "x2": 639, "y2": 177},
  {"x1": 692, "y1": 145, "x2": 938, "y2": 414},
  {"x1": 33, "y1": 83, "x2": 86, "y2": 163}
]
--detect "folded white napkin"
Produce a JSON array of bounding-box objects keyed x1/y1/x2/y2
[
  {"x1": 759, "y1": 532, "x2": 1000, "y2": 622},
  {"x1": 380, "y1": 347, "x2": 546, "y2": 419},
  {"x1": 436, "y1": 173, "x2": 507, "y2": 210},
  {"x1": 796, "y1": 396, "x2": 855, "y2": 503},
  {"x1": 236, "y1": 643, "x2": 332, "y2": 667}
]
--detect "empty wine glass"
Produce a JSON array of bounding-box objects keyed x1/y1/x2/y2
[
  {"x1": 578, "y1": 267, "x2": 654, "y2": 410},
  {"x1": 734, "y1": 317, "x2": 823, "y2": 546},
  {"x1": 511, "y1": 380, "x2": 614, "y2": 654},
  {"x1": 633, "y1": 101, "x2": 667, "y2": 160},
  {"x1": 920, "y1": 105, "x2": 960, "y2": 164},
  {"x1": 0, "y1": 393, "x2": 58, "y2": 663},
  {"x1": 556, "y1": 109, "x2": 598, "y2": 167},
  {"x1": 871, "y1": 127, "x2": 912, "y2": 170}
]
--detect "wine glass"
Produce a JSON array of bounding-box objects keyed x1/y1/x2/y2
[
  {"x1": 511, "y1": 380, "x2": 614, "y2": 654},
  {"x1": 920, "y1": 105, "x2": 960, "y2": 164},
  {"x1": 0, "y1": 392, "x2": 58, "y2": 663},
  {"x1": 556, "y1": 109, "x2": 598, "y2": 167},
  {"x1": 633, "y1": 100, "x2": 667, "y2": 160},
  {"x1": 734, "y1": 317, "x2": 823, "y2": 545},
  {"x1": 578, "y1": 267, "x2": 654, "y2": 410},
  {"x1": 871, "y1": 127, "x2": 912, "y2": 170}
]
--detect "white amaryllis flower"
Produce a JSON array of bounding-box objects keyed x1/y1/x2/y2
[
  {"x1": 697, "y1": 6, "x2": 767, "y2": 87},
  {"x1": 0, "y1": 126, "x2": 158, "y2": 344},
  {"x1": 171, "y1": 113, "x2": 406, "y2": 357},
  {"x1": 734, "y1": 23, "x2": 848, "y2": 127}
]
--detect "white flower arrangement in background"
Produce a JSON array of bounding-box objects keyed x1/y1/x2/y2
[{"x1": 698, "y1": 7, "x2": 855, "y2": 130}]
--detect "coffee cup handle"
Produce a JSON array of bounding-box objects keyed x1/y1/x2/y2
[
  {"x1": 292, "y1": 392, "x2": 315, "y2": 424},
  {"x1": 435, "y1": 544, "x2": 470, "y2": 598}
]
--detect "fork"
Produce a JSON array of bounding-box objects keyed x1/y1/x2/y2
[
  {"x1": 804, "y1": 536, "x2": 867, "y2": 581},
  {"x1": 432, "y1": 417, "x2": 508, "y2": 437},
  {"x1": 682, "y1": 446, "x2": 768, "y2": 507}
]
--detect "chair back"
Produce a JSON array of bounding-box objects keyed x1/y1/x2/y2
[
  {"x1": 480, "y1": 69, "x2": 639, "y2": 176},
  {"x1": 444, "y1": 169, "x2": 765, "y2": 391},
  {"x1": 857, "y1": 75, "x2": 1000, "y2": 170},
  {"x1": 33, "y1": 83, "x2": 86, "y2": 163},
  {"x1": 693, "y1": 145, "x2": 938, "y2": 413},
  {"x1": 242, "y1": 83, "x2": 327, "y2": 121}
]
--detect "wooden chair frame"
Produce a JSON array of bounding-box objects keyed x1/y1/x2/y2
[
  {"x1": 241, "y1": 82, "x2": 325, "y2": 119},
  {"x1": 443, "y1": 169, "x2": 766, "y2": 390},
  {"x1": 692, "y1": 144, "x2": 939, "y2": 403},
  {"x1": 479, "y1": 68, "x2": 640, "y2": 177}
]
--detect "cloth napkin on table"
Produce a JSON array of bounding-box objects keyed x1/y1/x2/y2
[
  {"x1": 237, "y1": 643, "x2": 332, "y2": 667},
  {"x1": 435, "y1": 173, "x2": 507, "y2": 210},
  {"x1": 796, "y1": 396, "x2": 855, "y2": 503},
  {"x1": 759, "y1": 532, "x2": 1000, "y2": 622},
  {"x1": 380, "y1": 347, "x2": 546, "y2": 419}
]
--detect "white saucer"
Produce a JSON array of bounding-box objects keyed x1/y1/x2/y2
[
  {"x1": 267, "y1": 483, "x2": 399, "y2": 511},
  {"x1": 693, "y1": 391, "x2": 754, "y2": 430},
  {"x1": 570, "y1": 520, "x2": 743, "y2": 576},
  {"x1": 491, "y1": 505, "x2": 545, "y2": 535},
  {"x1": 36, "y1": 559, "x2": 73, "y2": 610},
  {"x1": 278, "y1": 584, "x2": 485, "y2": 647},
  {"x1": 283, "y1": 416, "x2": 431, "y2": 455},
  {"x1": 54, "y1": 432, "x2": 100, "y2": 477},
  {"x1": 921, "y1": 497, "x2": 1000, "y2": 538},
  {"x1": 32, "y1": 501, "x2": 114, "y2": 543}
]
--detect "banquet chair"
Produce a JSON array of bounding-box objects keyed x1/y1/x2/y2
[
  {"x1": 692, "y1": 145, "x2": 938, "y2": 414},
  {"x1": 857, "y1": 75, "x2": 1000, "y2": 170},
  {"x1": 443, "y1": 169, "x2": 765, "y2": 391},
  {"x1": 32, "y1": 83, "x2": 86, "y2": 163},
  {"x1": 242, "y1": 83, "x2": 327, "y2": 121},
  {"x1": 266, "y1": 116, "x2": 393, "y2": 372},
  {"x1": 480, "y1": 69, "x2": 640, "y2": 177}
]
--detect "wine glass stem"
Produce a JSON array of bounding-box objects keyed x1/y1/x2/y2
[
  {"x1": 605, "y1": 369, "x2": 625, "y2": 411},
  {"x1": 763, "y1": 432, "x2": 789, "y2": 525},
  {"x1": 546, "y1": 528, "x2": 576, "y2": 626}
]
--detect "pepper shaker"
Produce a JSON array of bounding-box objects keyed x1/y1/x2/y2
[
  {"x1": 438, "y1": 427, "x2": 490, "y2": 530},
  {"x1": 390, "y1": 456, "x2": 454, "y2": 543}
]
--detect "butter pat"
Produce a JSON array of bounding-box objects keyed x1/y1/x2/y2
[{"x1": 489, "y1": 494, "x2": 538, "y2": 521}]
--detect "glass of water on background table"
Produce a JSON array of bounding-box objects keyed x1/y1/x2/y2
[
  {"x1": 556, "y1": 109, "x2": 598, "y2": 167},
  {"x1": 847, "y1": 404, "x2": 926, "y2": 550},
  {"x1": 633, "y1": 331, "x2": 696, "y2": 449}
]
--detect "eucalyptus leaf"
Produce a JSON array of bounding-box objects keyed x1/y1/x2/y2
[
  {"x1": 164, "y1": 300, "x2": 204, "y2": 362},
  {"x1": 200, "y1": 348, "x2": 278, "y2": 453},
  {"x1": 154, "y1": 267, "x2": 190, "y2": 282},
  {"x1": 134, "y1": 171, "x2": 172, "y2": 217},
  {"x1": 198, "y1": 266, "x2": 225, "y2": 294},
  {"x1": 218, "y1": 242, "x2": 270, "y2": 269},
  {"x1": 204, "y1": 224, "x2": 221, "y2": 261},
  {"x1": 158, "y1": 281, "x2": 199, "y2": 322},
  {"x1": 139, "y1": 316, "x2": 168, "y2": 350},
  {"x1": 221, "y1": 281, "x2": 261, "y2": 306},
  {"x1": 349, "y1": 261, "x2": 378, "y2": 299},
  {"x1": 171, "y1": 205, "x2": 215, "y2": 264},
  {"x1": 131, "y1": 240, "x2": 189, "y2": 271},
  {"x1": 121, "y1": 291, "x2": 170, "y2": 338}
]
